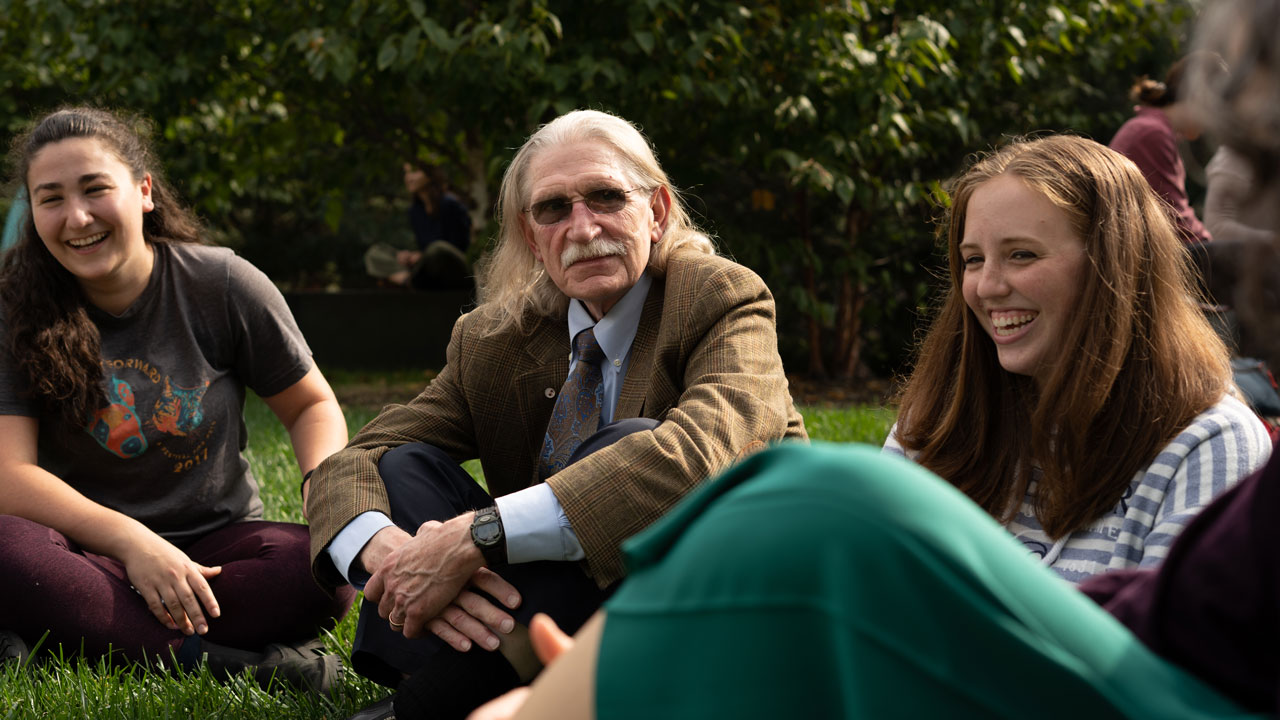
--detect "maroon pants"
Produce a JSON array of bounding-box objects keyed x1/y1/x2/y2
[
  {"x1": 0, "y1": 516, "x2": 355, "y2": 662},
  {"x1": 1079, "y1": 449, "x2": 1280, "y2": 714}
]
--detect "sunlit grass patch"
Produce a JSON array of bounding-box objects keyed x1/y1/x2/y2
[{"x1": 799, "y1": 404, "x2": 897, "y2": 446}]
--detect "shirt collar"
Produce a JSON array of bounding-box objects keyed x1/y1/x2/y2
[
  {"x1": 1134, "y1": 105, "x2": 1172, "y2": 129},
  {"x1": 567, "y1": 272, "x2": 652, "y2": 363}
]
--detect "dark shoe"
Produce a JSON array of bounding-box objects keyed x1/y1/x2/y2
[
  {"x1": 0, "y1": 631, "x2": 28, "y2": 665},
  {"x1": 256, "y1": 640, "x2": 344, "y2": 696},
  {"x1": 346, "y1": 694, "x2": 395, "y2": 720},
  {"x1": 199, "y1": 637, "x2": 344, "y2": 696}
]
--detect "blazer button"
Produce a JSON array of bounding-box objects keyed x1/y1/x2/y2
[{"x1": 544, "y1": 387, "x2": 556, "y2": 398}]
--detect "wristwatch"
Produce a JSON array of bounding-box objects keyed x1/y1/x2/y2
[{"x1": 470, "y1": 506, "x2": 507, "y2": 567}]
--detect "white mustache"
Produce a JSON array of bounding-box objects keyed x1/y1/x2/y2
[{"x1": 560, "y1": 238, "x2": 629, "y2": 268}]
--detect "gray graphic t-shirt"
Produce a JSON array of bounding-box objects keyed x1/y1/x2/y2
[{"x1": 0, "y1": 243, "x2": 311, "y2": 544}]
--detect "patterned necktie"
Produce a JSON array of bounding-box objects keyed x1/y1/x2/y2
[{"x1": 539, "y1": 327, "x2": 606, "y2": 480}]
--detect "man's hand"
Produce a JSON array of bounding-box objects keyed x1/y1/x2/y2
[
  {"x1": 365, "y1": 514, "x2": 496, "y2": 639},
  {"x1": 358, "y1": 524, "x2": 413, "y2": 577},
  {"x1": 426, "y1": 567, "x2": 522, "y2": 651}
]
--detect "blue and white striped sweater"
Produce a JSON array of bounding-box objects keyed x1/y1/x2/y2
[{"x1": 883, "y1": 393, "x2": 1271, "y2": 584}]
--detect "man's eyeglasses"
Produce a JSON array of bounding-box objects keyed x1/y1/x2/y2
[{"x1": 524, "y1": 188, "x2": 644, "y2": 226}]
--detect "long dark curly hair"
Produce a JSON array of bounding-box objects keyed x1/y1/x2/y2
[{"x1": 2, "y1": 107, "x2": 203, "y2": 429}]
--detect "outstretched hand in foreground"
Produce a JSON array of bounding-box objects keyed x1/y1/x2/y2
[{"x1": 468, "y1": 612, "x2": 598, "y2": 720}]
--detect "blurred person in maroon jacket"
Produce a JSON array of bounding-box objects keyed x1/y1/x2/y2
[{"x1": 1110, "y1": 53, "x2": 1226, "y2": 245}]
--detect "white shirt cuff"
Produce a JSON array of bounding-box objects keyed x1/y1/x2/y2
[
  {"x1": 496, "y1": 483, "x2": 585, "y2": 564},
  {"x1": 327, "y1": 510, "x2": 396, "y2": 587}
]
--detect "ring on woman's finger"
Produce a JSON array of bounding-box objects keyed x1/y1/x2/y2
[{"x1": 389, "y1": 614, "x2": 405, "y2": 631}]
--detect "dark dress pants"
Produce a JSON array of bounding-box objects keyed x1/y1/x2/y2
[{"x1": 352, "y1": 418, "x2": 658, "y2": 717}]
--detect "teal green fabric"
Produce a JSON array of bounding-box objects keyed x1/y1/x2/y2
[
  {"x1": 2, "y1": 187, "x2": 25, "y2": 251},
  {"x1": 598, "y1": 442, "x2": 1260, "y2": 719}
]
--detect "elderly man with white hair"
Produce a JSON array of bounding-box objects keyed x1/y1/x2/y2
[{"x1": 306, "y1": 109, "x2": 806, "y2": 718}]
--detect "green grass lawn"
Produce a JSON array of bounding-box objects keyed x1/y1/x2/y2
[{"x1": 0, "y1": 388, "x2": 895, "y2": 719}]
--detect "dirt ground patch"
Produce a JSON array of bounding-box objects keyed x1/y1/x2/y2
[
  {"x1": 332, "y1": 371, "x2": 896, "y2": 412},
  {"x1": 331, "y1": 371, "x2": 436, "y2": 412},
  {"x1": 786, "y1": 374, "x2": 897, "y2": 408}
]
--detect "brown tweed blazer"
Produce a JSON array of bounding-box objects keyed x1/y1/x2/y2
[{"x1": 307, "y1": 251, "x2": 807, "y2": 587}]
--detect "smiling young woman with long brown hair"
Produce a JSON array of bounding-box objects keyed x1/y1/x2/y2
[{"x1": 885, "y1": 135, "x2": 1269, "y2": 582}]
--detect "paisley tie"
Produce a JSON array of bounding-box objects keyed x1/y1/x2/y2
[{"x1": 539, "y1": 328, "x2": 606, "y2": 480}]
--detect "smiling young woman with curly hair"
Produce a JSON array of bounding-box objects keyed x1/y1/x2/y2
[{"x1": 0, "y1": 106, "x2": 355, "y2": 692}]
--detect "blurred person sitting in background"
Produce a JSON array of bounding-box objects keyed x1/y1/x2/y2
[
  {"x1": 366, "y1": 162, "x2": 473, "y2": 292},
  {"x1": 1202, "y1": 141, "x2": 1280, "y2": 435},
  {"x1": 1110, "y1": 52, "x2": 1225, "y2": 246}
]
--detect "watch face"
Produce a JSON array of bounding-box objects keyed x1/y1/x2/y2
[{"x1": 474, "y1": 522, "x2": 501, "y2": 546}]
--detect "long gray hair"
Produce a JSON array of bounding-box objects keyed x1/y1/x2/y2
[{"x1": 473, "y1": 110, "x2": 714, "y2": 334}]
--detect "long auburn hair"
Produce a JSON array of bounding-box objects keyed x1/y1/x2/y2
[
  {"x1": 1, "y1": 107, "x2": 203, "y2": 429},
  {"x1": 895, "y1": 135, "x2": 1231, "y2": 538},
  {"x1": 474, "y1": 109, "x2": 715, "y2": 335}
]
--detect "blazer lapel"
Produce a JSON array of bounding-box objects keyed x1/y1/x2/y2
[
  {"x1": 514, "y1": 316, "x2": 571, "y2": 469},
  {"x1": 617, "y1": 279, "x2": 665, "y2": 419}
]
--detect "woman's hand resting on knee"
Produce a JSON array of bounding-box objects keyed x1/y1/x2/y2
[
  {"x1": 118, "y1": 527, "x2": 222, "y2": 636},
  {"x1": 0, "y1": 417, "x2": 223, "y2": 637}
]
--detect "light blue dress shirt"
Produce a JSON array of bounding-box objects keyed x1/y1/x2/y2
[{"x1": 327, "y1": 273, "x2": 653, "y2": 586}]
